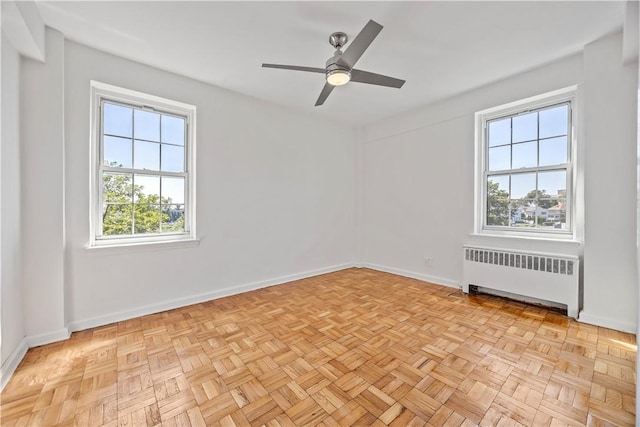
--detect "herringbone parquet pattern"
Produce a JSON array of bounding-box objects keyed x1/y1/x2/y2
[{"x1": 0, "y1": 268, "x2": 635, "y2": 426}]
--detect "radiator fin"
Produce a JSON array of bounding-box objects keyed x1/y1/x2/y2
[{"x1": 464, "y1": 247, "x2": 574, "y2": 276}]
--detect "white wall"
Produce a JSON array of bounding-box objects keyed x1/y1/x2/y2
[
  {"x1": 361, "y1": 32, "x2": 639, "y2": 332},
  {"x1": 20, "y1": 28, "x2": 67, "y2": 345},
  {"x1": 59, "y1": 41, "x2": 356, "y2": 329},
  {"x1": 1, "y1": 32, "x2": 26, "y2": 384},
  {"x1": 582, "y1": 32, "x2": 638, "y2": 331},
  {"x1": 362, "y1": 112, "x2": 474, "y2": 287}
]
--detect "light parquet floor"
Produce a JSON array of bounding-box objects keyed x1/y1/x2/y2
[{"x1": 0, "y1": 268, "x2": 636, "y2": 426}]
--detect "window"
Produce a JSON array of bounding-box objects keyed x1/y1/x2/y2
[
  {"x1": 90, "y1": 82, "x2": 196, "y2": 246},
  {"x1": 476, "y1": 88, "x2": 576, "y2": 237}
]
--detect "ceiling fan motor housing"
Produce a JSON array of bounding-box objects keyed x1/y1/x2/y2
[{"x1": 325, "y1": 51, "x2": 350, "y2": 73}]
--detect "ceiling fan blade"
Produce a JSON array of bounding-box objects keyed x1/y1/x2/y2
[
  {"x1": 337, "y1": 19, "x2": 383, "y2": 69},
  {"x1": 350, "y1": 69, "x2": 405, "y2": 88},
  {"x1": 315, "y1": 83, "x2": 335, "y2": 106},
  {"x1": 262, "y1": 64, "x2": 325, "y2": 74}
]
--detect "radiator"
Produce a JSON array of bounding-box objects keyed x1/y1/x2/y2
[{"x1": 462, "y1": 245, "x2": 580, "y2": 318}]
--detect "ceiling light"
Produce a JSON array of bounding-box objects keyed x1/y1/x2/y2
[{"x1": 326, "y1": 69, "x2": 351, "y2": 86}]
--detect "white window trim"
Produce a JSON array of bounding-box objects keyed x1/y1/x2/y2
[
  {"x1": 88, "y1": 81, "x2": 197, "y2": 248},
  {"x1": 474, "y1": 86, "x2": 581, "y2": 241}
]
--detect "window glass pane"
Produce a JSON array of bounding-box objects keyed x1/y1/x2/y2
[
  {"x1": 539, "y1": 136, "x2": 567, "y2": 166},
  {"x1": 134, "y1": 175, "x2": 160, "y2": 203},
  {"x1": 542, "y1": 198, "x2": 567, "y2": 230},
  {"x1": 134, "y1": 110, "x2": 160, "y2": 141},
  {"x1": 488, "y1": 118, "x2": 510, "y2": 147},
  {"x1": 511, "y1": 172, "x2": 536, "y2": 199},
  {"x1": 133, "y1": 204, "x2": 160, "y2": 234},
  {"x1": 512, "y1": 141, "x2": 537, "y2": 169},
  {"x1": 134, "y1": 140, "x2": 160, "y2": 170},
  {"x1": 161, "y1": 144, "x2": 185, "y2": 172},
  {"x1": 161, "y1": 115, "x2": 185, "y2": 145},
  {"x1": 102, "y1": 204, "x2": 132, "y2": 235},
  {"x1": 512, "y1": 111, "x2": 537, "y2": 143},
  {"x1": 103, "y1": 172, "x2": 132, "y2": 203},
  {"x1": 162, "y1": 205, "x2": 185, "y2": 233},
  {"x1": 162, "y1": 177, "x2": 185, "y2": 204},
  {"x1": 104, "y1": 136, "x2": 132, "y2": 168},
  {"x1": 103, "y1": 103, "x2": 132, "y2": 138},
  {"x1": 488, "y1": 175, "x2": 509, "y2": 196},
  {"x1": 545, "y1": 198, "x2": 566, "y2": 217},
  {"x1": 509, "y1": 207, "x2": 518, "y2": 227},
  {"x1": 538, "y1": 170, "x2": 567, "y2": 198},
  {"x1": 520, "y1": 199, "x2": 537, "y2": 225},
  {"x1": 487, "y1": 175, "x2": 509, "y2": 226},
  {"x1": 487, "y1": 198, "x2": 509, "y2": 226},
  {"x1": 539, "y1": 105, "x2": 568, "y2": 138},
  {"x1": 512, "y1": 199, "x2": 536, "y2": 227},
  {"x1": 488, "y1": 145, "x2": 510, "y2": 171}
]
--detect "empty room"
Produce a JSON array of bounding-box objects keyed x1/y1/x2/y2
[{"x1": 1, "y1": 1, "x2": 639, "y2": 426}]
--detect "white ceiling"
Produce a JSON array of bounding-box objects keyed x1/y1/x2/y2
[{"x1": 37, "y1": 1, "x2": 625, "y2": 126}]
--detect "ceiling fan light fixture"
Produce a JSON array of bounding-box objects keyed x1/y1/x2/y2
[{"x1": 326, "y1": 69, "x2": 351, "y2": 86}]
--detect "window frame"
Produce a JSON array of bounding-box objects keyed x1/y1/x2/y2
[
  {"x1": 474, "y1": 87, "x2": 578, "y2": 239},
  {"x1": 89, "y1": 81, "x2": 197, "y2": 247}
]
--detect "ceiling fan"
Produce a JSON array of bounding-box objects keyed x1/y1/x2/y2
[{"x1": 262, "y1": 19, "x2": 405, "y2": 106}]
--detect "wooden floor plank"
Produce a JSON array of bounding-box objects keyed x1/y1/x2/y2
[{"x1": 0, "y1": 268, "x2": 635, "y2": 426}]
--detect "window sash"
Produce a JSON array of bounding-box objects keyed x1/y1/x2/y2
[
  {"x1": 95, "y1": 95, "x2": 192, "y2": 241},
  {"x1": 481, "y1": 100, "x2": 573, "y2": 234},
  {"x1": 483, "y1": 166, "x2": 572, "y2": 232},
  {"x1": 97, "y1": 171, "x2": 190, "y2": 239}
]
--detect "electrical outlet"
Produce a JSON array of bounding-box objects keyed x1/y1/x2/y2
[{"x1": 425, "y1": 256, "x2": 433, "y2": 267}]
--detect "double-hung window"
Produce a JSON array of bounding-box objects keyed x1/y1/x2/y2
[
  {"x1": 476, "y1": 88, "x2": 576, "y2": 236},
  {"x1": 90, "y1": 82, "x2": 196, "y2": 247}
]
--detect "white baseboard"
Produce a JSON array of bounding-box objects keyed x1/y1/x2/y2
[
  {"x1": 68, "y1": 263, "x2": 355, "y2": 333},
  {"x1": 578, "y1": 311, "x2": 637, "y2": 334},
  {"x1": 1, "y1": 337, "x2": 28, "y2": 392},
  {"x1": 361, "y1": 263, "x2": 461, "y2": 289},
  {"x1": 27, "y1": 328, "x2": 71, "y2": 348}
]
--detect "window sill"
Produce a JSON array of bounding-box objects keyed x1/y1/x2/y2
[
  {"x1": 469, "y1": 232, "x2": 582, "y2": 245},
  {"x1": 85, "y1": 238, "x2": 200, "y2": 255}
]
